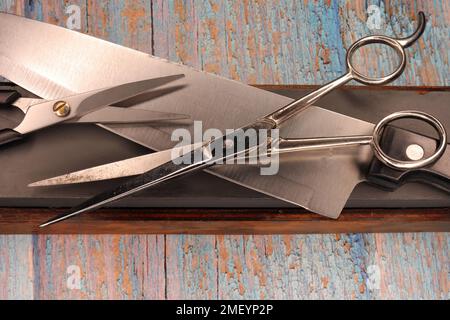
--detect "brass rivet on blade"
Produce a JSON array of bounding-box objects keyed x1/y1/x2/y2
[{"x1": 53, "y1": 101, "x2": 71, "y2": 117}]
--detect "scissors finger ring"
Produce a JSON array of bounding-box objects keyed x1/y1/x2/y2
[{"x1": 371, "y1": 111, "x2": 447, "y2": 170}]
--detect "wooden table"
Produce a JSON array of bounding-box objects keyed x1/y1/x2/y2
[{"x1": 0, "y1": 1, "x2": 448, "y2": 299}]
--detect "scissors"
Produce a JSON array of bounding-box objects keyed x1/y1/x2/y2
[
  {"x1": 0, "y1": 74, "x2": 186, "y2": 146},
  {"x1": 39, "y1": 12, "x2": 447, "y2": 227},
  {"x1": 32, "y1": 109, "x2": 447, "y2": 185}
]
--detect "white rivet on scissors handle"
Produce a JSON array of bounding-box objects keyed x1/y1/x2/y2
[
  {"x1": 371, "y1": 111, "x2": 447, "y2": 170},
  {"x1": 406, "y1": 144, "x2": 424, "y2": 161}
]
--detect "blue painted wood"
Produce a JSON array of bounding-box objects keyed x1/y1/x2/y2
[
  {"x1": 151, "y1": 0, "x2": 450, "y2": 86},
  {"x1": 31, "y1": 235, "x2": 165, "y2": 299},
  {"x1": 0, "y1": 235, "x2": 34, "y2": 299},
  {"x1": 166, "y1": 235, "x2": 218, "y2": 299},
  {"x1": 217, "y1": 233, "x2": 449, "y2": 299}
]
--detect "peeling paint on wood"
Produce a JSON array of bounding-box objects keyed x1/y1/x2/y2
[
  {"x1": 1, "y1": 233, "x2": 447, "y2": 299},
  {"x1": 86, "y1": 0, "x2": 153, "y2": 53},
  {"x1": 0, "y1": 0, "x2": 448, "y2": 299},
  {"x1": 166, "y1": 235, "x2": 218, "y2": 299},
  {"x1": 31, "y1": 235, "x2": 165, "y2": 299},
  {"x1": 0, "y1": 236, "x2": 34, "y2": 299},
  {"x1": 151, "y1": 0, "x2": 450, "y2": 86},
  {"x1": 216, "y1": 233, "x2": 449, "y2": 299}
]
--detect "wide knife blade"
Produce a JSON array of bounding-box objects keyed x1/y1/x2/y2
[{"x1": 0, "y1": 13, "x2": 385, "y2": 218}]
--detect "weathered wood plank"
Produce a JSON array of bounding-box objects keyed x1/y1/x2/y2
[
  {"x1": 217, "y1": 234, "x2": 369, "y2": 299},
  {"x1": 0, "y1": 235, "x2": 34, "y2": 299},
  {"x1": 372, "y1": 233, "x2": 449, "y2": 299},
  {"x1": 1, "y1": 232, "x2": 447, "y2": 299},
  {"x1": 217, "y1": 233, "x2": 449, "y2": 299},
  {"x1": 86, "y1": 0, "x2": 153, "y2": 53},
  {"x1": 152, "y1": 0, "x2": 449, "y2": 86},
  {"x1": 152, "y1": 0, "x2": 200, "y2": 68},
  {"x1": 142, "y1": 235, "x2": 166, "y2": 299},
  {"x1": 0, "y1": 0, "x2": 87, "y2": 27},
  {"x1": 32, "y1": 235, "x2": 164, "y2": 299},
  {"x1": 165, "y1": 235, "x2": 218, "y2": 299}
]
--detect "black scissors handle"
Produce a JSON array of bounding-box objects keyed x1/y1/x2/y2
[
  {"x1": 0, "y1": 128, "x2": 22, "y2": 145},
  {"x1": 367, "y1": 125, "x2": 450, "y2": 193},
  {"x1": 0, "y1": 90, "x2": 21, "y2": 105}
]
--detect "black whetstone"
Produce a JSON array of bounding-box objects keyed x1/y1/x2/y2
[{"x1": 0, "y1": 85, "x2": 449, "y2": 209}]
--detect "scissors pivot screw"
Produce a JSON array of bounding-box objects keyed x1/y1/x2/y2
[
  {"x1": 53, "y1": 101, "x2": 71, "y2": 117},
  {"x1": 406, "y1": 144, "x2": 424, "y2": 161}
]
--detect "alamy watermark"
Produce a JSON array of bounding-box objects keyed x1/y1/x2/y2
[
  {"x1": 366, "y1": 5, "x2": 383, "y2": 30},
  {"x1": 66, "y1": 4, "x2": 81, "y2": 30},
  {"x1": 171, "y1": 121, "x2": 281, "y2": 175},
  {"x1": 66, "y1": 265, "x2": 81, "y2": 290},
  {"x1": 366, "y1": 264, "x2": 381, "y2": 291}
]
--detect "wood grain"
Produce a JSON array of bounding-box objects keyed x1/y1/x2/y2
[
  {"x1": 166, "y1": 235, "x2": 218, "y2": 299},
  {"x1": 151, "y1": 0, "x2": 450, "y2": 86},
  {"x1": 32, "y1": 235, "x2": 165, "y2": 299},
  {"x1": 0, "y1": 0, "x2": 448, "y2": 300},
  {"x1": 217, "y1": 233, "x2": 448, "y2": 299},
  {"x1": 86, "y1": 0, "x2": 153, "y2": 53},
  {"x1": 2, "y1": 232, "x2": 447, "y2": 299},
  {"x1": 0, "y1": 235, "x2": 33, "y2": 299}
]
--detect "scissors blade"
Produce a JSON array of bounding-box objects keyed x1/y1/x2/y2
[
  {"x1": 13, "y1": 75, "x2": 184, "y2": 134},
  {"x1": 39, "y1": 146, "x2": 211, "y2": 227},
  {"x1": 39, "y1": 122, "x2": 273, "y2": 227},
  {"x1": 12, "y1": 98, "x2": 189, "y2": 124},
  {"x1": 29, "y1": 143, "x2": 202, "y2": 187}
]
